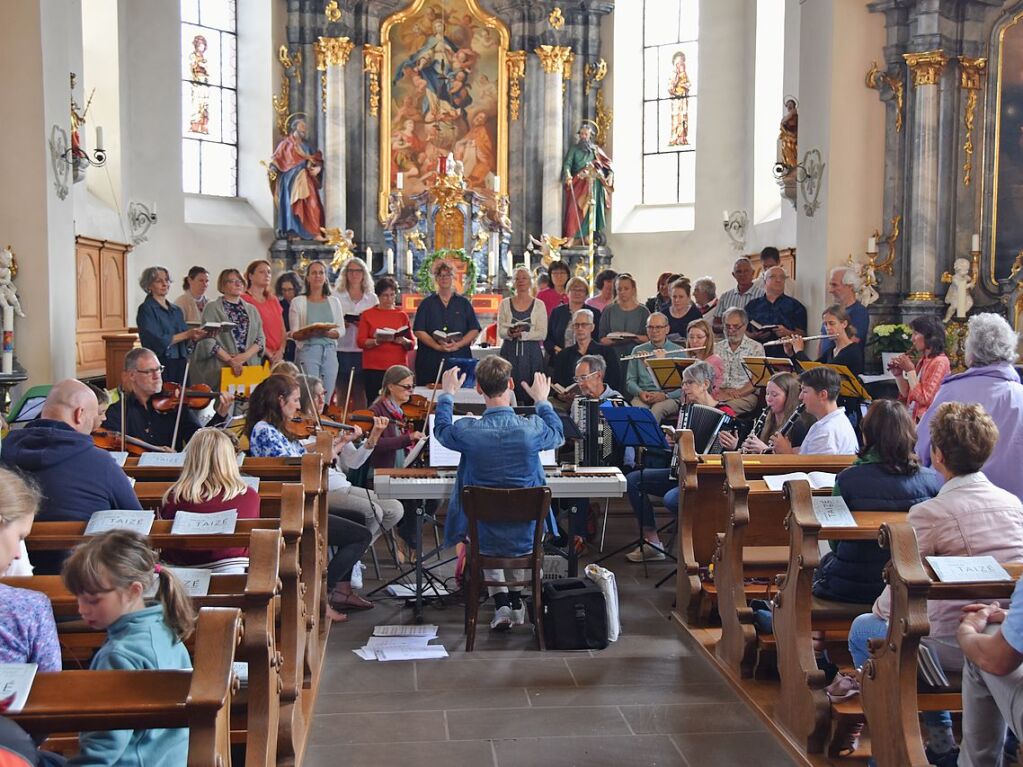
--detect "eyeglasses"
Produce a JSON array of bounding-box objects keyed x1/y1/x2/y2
[
  {"x1": 646, "y1": 324, "x2": 669, "y2": 330},
  {"x1": 571, "y1": 322, "x2": 593, "y2": 328},
  {"x1": 573, "y1": 370, "x2": 600, "y2": 383},
  {"x1": 135, "y1": 365, "x2": 165, "y2": 376},
  {"x1": 392, "y1": 383, "x2": 415, "y2": 391}
]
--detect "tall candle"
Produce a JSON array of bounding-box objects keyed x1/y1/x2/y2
[
  {"x1": 365, "y1": 246, "x2": 373, "y2": 267},
  {"x1": 2, "y1": 306, "x2": 13, "y2": 375},
  {"x1": 867, "y1": 236, "x2": 877, "y2": 253},
  {"x1": 95, "y1": 126, "x2": 104, "y2": 151},
  {"x1": 406, "y1": 249, "x2": 413, "y2": 278},
  {"x1": 386, "y1": 248, "x2": 394, "y2": 274},
  {"x1": 723, "y1": 210, "x2": 730, "y2": 223},
  {"x1": 523, "y1": 249, "x2": 530, "y2": 273},
  {"x1": 488, "y1": 246, "x2": 497, "y2": 282},
  {"x1": 972, "y1": 233, "x2": 980, "y2": 252},
  {"x1": 396, "y1": 172, "x2": 404, "y2": 190},
  {"x1": 493, "y1": 175, "x2": 501, "y2": 192}
]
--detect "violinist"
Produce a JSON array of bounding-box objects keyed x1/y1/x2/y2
[
  {"x1": 366, "y1": 365, "x2": 427, "y2": 559},
  {"x1": 102, "y1": 348, "x2": 235, "y2": 451},
  {"x1": 0, "y1": 379, "x2": 141, "y2": 573}
]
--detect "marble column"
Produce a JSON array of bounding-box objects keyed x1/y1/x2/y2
[
  {"x1": 536, "y1": 45, "x2": 572, "y2": 237},
  {"x1": 315, "y1": 36, "x2": 355, "y2": 231},
  {"x1": 903, "y1": 50, "x2": 947, "y2": 302}
]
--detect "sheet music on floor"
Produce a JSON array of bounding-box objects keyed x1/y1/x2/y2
[
  {"x1": 373, "y1": 624, "x2": 439, "y2": 638},
  {"x1": 355, "y1": 625, "x2": 447, "y2": 661},
  {"x1": 385, "y1": 583, "x2": 449, "y2": 598}
]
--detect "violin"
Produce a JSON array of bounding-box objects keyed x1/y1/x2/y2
[
  {"x1": 150, "y1": 382, "x2": 220, "y2": 413},
  {"x1": 323, "y1": 404, "x2": 402, "y2": 429},
  {"x1": 286, "y1": 414, "x2": 357, "y2": 440},
  {"x1": 400, "y1": 394, "x2": 429, "y2": 425},
  {"x1": 91, "y1": 429, "x2": 166, "y2": 456}
]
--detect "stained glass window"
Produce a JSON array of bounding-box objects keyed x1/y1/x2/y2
[
  {"x1": 641, "y1": 0, "x2": 698, "y2": 205},
  {"x1": 181, "y1": 0, "x2": 237, "y2": 196}
]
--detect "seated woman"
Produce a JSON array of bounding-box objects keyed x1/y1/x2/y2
[
  {"x1": 719, "y1": 371, "x2": 814, "y2": 453},
  {"x1": 551, "y1": 308, "x2": 621, "y2": 409},
  {"x1": 245, "y1": 374, "x2": 380, "y2": 621},
  {"x1": 624, "y1": 361, "x2": 734, "y2": 563},
  {"x1": 159, "y1": 428, "x2": 260, "y2": 573},
  {"x1": 682, "y1": 318, "x2": 724, "y2": 398},
  {"x1": 834, "y1": 402, "x2": 1023, "y2": 764},
  {"x1": 813, "y1": 399, "x2": 942, "y2": 605},
  {"x1": 0, "y1": 468, "x2": 60, "y2": 671},
  {"x1": 889, "y1": 314, "x2": 951, "y2": 423}
]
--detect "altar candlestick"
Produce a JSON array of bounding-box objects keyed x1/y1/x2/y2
[
  {"x1": 95, "y1": 126, "x2": 104, "y2": 151},
  {"x1": 406, "y1": 249, "x2": 413, "y2": 278},
  {"x1": 867, "y1": 236, "x2": 877, "y2": 253},
  {"x1": 386, "y1": 248, "x2": 394, "y2": 274},
  {"x1": 2, "y1": 306, "x2": 13, "y2": 375},
  {"x1": 365, "y1": 246, "x2": 373, "y2": 267},
  {"x1": 971, "y1": 233, "x2": 980, "y2": 252},
  {"x1": 524, "y1": 249, "x2": 530, "y2": 273}
]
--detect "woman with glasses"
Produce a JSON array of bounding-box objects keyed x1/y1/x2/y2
[
  {"x1": 411, "y1": 260, "x2": 481, "y2": 385},
  {"x1": 242, "y1": 260, "x2": 286, "y2": 367},
  {"x1": 598, "y1": 273, "x2": 650, "y2": 360},
  {"x1": 274, "y1": 271, "x2": 303, "y2": 362},
  {"x1": 546, "y1": 276, "x2": 601, "y2": 357},
  {"x1": 552, "y1": 308, "x2": 621, "y2": 408},
  {"x1": 358, "y1": 277, "x2": 414, "y2": 402},
  {"x1": 335, "y1": 257, "x2": 377, "y2": 409},
  {"x1": 191, "y1": 269, "x2": 265, "y2": 391},
  {"x1": 290, "y1": 260, "x2": 344, "y2": 399},
  {"x1": 536, "y1": 260, "x2": 572, "y2": 316},
  {"x1": 683, "y1": 318, "x2": 724, "y2": 397},
  {"x1": 137, "y1": 266, "x2": 206, "y2": 384},
  {"x1": 498, "y1": 267, "x2": 548, "y2": 405}
]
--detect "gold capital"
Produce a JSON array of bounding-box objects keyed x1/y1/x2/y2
[
  {"x1": 506, "y1": 51, "x2": 526, "y2": 121},
  {"x1": 958, "y1": 57, "x2": 987, "y2": 186},
  {"x1": 959, "y1": 56, "x2": 987, "y2": 90},
  {"x1": 535, "y1": 45, "x2": 573, "y2": 75},
  {"x1": 903, "y1": 50, "x2": 948, "y2": 86},
  {"x1": 315, "y1": 36, "x2": 354, "y2": 69}
]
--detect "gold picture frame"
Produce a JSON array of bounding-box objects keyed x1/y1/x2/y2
[{"x1": 377, "y1": 0, "x2": 511, "y2": 223}]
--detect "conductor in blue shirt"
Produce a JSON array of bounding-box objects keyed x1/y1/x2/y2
[{"x1": 434, "y1": 355, "x2": 564, "y2": 630}]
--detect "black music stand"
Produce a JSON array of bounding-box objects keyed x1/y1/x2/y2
[
  {"x1": 595, "y1": 406, "x2": 678, "y2": 574},
  {"x1": 742, "y1": 357, "x2": 795, "y2": 388}
]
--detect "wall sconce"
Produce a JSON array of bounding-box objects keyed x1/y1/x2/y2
[
  {"x1": 773, "y1": 148, "x2": 825, "y2": 217},
  {"x1": 49, "y1": 124, "x2": 106, "y2": 200},
  {"x1": 722, "y1": 209, "x2": 748, "y2": 251},
  {"x1": 127, "y1": 201, "x2": 158, "y2": 245}
]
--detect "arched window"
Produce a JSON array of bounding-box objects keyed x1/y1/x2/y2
[
  {"x1": 181, "y1": 0, "x2": 237, "y2": 196},
  {"x1": 641, "y1": 0, "x2": 698, "y2": 205}
]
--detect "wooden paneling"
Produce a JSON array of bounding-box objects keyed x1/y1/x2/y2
[{"x1": 75, "y1": 236, "x2": 130, "y2": 380}]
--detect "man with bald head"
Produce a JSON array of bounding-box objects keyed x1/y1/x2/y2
[
  {"x1": 1, "y1": 379, "x2": 141, "y2": 571},
  {"x1": 745, "y1": 265, "x2": 807, "y2": 344}
]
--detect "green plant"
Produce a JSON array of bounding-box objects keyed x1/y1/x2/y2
[
  {"x1": 414, "y1": 248, "x2": 478, "y2": 296},
  {"x1": 867, "y1": 323, "x2": 913, "y2": 353}
]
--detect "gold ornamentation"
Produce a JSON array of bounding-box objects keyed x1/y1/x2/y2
[
  {"x1": 959, "y1": 56, "x2": 987, "y2": 187},
  {"x1": 562, "y1": 51, "x2": 575, "y2": 96},
  {"x1": 906, "y1": 291, "x2": 937, "y2": 302},
  {"x1": 362, "y1": 45, "x2": 384, "y2": 118},
  {"x1": 865, "y1": 61, "x2": 904, "y2": 133},
  {"x1": 903, "y1": 50, "x2": 948, "y2": 87},
  {"x1": 322, "y1": 227, "x2": 357, "y2": 271},
  {"x1": 594, "y1": 89, "x2": 613, "y2": 146},
  {"x1": 535, "y1": 44, "x2": 573, "y2": 75},
  {"x1": 324, "y1": 0, "x2": 341, "y2": 23},
  {"x1": 584, "y1": 58, "x2": 607, "y2": 96},
  {"x1": 548, "y1": 7, "x2": 565, "y2": 31},
  {"x1": 273, "y1": 46, "x2": 303, "y2": 136},
  {"x1": 506, "y1": 51, "x2": 526, "y2": 120},
  {"x1": 315, "y1": 36, "x2": 354, "y2": 69}
]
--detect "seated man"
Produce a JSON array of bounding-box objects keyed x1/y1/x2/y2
[
  {"x1": 103, "y1": 347, "x2": 234, "y2": 451},
  {"x1": 624, "y1": 312, "x2": 682, "y2": 423},
  {"x1": 434, "y1": 356, "x2": 563, "y2": 630},
  {"x1": 551, "y1": 309, "x2": 621, "y2": 411},
  {"x1": 771, "y1": 367, "x2": 858, "y2": 455},
  {"x1": 713, "y1": 307, "x2": 765, "y2": 416},
  {"x1": 745, "y1": 266, "x2": 807, "y2": 345},
  {"x1": 0, "y1": 379, "x2": 142, "y2": 574}
]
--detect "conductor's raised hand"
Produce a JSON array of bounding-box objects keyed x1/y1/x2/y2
[
  {"x1": 522, "y1": 372, "x2": 551, "y2": 403},
  {"x1": 441, "y1": 367, "x2": 466, "y2": 395}
]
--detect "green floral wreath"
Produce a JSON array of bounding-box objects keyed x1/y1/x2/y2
[{"x1": 415, "y1": 248, "x2": 478, "y2": 296}]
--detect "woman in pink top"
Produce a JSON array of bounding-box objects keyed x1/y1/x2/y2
[
  {"x1": 242, "y1": 259, "x2": 286, "y2": 366},
  {"x1": 586, "y1": 268, "x2": 617, "y2": 311},
  {"x1": 889, "y1": 315, "x2": 950, "y2": 423},
  {"x1": 682, "y1": 318, "x2": 724, "y2": 397},
  {"x1": 536, "y1": 260, "x2": 571, "y2": 316}
]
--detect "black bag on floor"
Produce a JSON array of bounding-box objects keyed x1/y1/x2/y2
[{"x1": 540, "y1": 578, "x2": 608, "y2": 650}]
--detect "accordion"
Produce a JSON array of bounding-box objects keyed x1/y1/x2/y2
[
  {"x1": 571, "y1": 397, "x2": 621, "y2": 466},
  {"x1": 669, "y1": 403, "x2": 732, "y2": 479}
]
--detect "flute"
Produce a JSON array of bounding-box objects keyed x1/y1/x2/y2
[
  {"x1": 762, "y1": 333, "x2": 839, "y2": 347},
  {"x1": 620, "y1": 346, "x2": 702, "y2": 361}
]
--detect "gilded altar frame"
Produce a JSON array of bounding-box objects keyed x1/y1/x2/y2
[{"x1": 377, "y1": 0, "x2": 511, "y2": 223}]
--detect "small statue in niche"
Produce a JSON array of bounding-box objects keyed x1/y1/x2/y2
[
  {"x1": 779, "y1": 97, "x2": 798, "y2": 171},
  {"x1": 0, "y1": 247, "x2": 25, "y2": 318},
  {"x1": 942, "y1": 257, "x2": 976, "y2": 321}
]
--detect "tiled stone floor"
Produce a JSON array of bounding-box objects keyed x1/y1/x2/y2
[{"x1": 304, "y1": 514, "x2": 798, "y2": 767}]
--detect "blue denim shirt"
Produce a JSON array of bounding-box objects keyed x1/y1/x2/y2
[
  {"x1": 435, "y1": 393, "x2": 564, "y2": 554},
  {"x1": 136, "y1": 294, "x2": 189, "y2": 362}
]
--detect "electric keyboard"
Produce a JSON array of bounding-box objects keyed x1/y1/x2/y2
[{"x1": 373, "y1": 468, "x2": 628, "y2": 501}]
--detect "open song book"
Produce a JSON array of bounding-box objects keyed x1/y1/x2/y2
[
  {"x1": 763, "y1": 471, "x2": 838, "y2": 492},
  {"x1": 375, "y1": 325, "x2": 410, "y2": 341}
]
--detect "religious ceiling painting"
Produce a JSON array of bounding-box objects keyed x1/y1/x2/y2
[
  {"x1": 378, "y1": 0, "x2": 510, "y2": 220},
  {"x1": 990, "y1": 10, "x2": 1023, "y2": 282}
]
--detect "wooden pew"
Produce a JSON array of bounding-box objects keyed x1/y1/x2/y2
[
  {"x1": 772, "y1": 480, "x2": 906, "y2": 753},
  {"x1": 15, "y1": 528, "x2": 282, "y2": 767},
  {"x1": 10, "y1": 606, "x2": 242, "y2": 767},
  {"x1": 713, "y1": 452, "x2": 830, "y2": 678},
  {"x1": 671, "y1": 432, "x2": 855, "y2": 626},
  {"x1": 860, "y1": 521, "x2": 1023, "y2": 767}
]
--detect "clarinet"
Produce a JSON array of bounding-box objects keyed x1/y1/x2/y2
[
  {"x1": 741, "y1": 409, "x2": 769, "y2": 454},
  {"x1": 763, "y1": 404, "x2": 806, "y2": 454}
]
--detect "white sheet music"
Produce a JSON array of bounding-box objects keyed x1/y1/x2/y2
[
  {"x1": 0, "y1": 663, "x2": 37, "y2": 712},
  {"x1": 144, "y1": 567, "x2": 212, "y2": 598},
  {"x1": 811, "y1": 496, "x2": 857, "y2": 528},
  {"x1": 137, "y1": 452, "x2": 186, "y2": 467},
  {"x1": 427, "y1": 415, "x2": 556, "y2": 467},
  {"x1": 375, "y1": 647, "x2": 448, "y2": 661},
  {"x1": 373, "y1": 624, "x2": 439, "y2": 638},
  {"x1": 240, "y1": 476, "x2": 261, "y2": 491},
  {"x1": 170, "y1": 509, "x2": 238, "y2": 536},
  {"x1": 108, "y1": 451, "x2": 129, "y2": 467},
  {"x1": 85, "y1": 510, "x2": 155, "y2": 536},
  {"x1": 926, "y1": 556, "x2": 1013, "y2": 583},
  {"x1": 763, "y1": 472, "x2": 837, "y2": 492}
]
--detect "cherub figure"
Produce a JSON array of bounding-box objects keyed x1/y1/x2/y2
[
  {"x1": 0, "y1": 247, "x2": 25, "y2": 318},
  {"x1": 943, "y1": 257, "x2": 976, "y2": 321}
]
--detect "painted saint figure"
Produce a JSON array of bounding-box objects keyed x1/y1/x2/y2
[
  {"x1": 668, "y1": 51, "x2": 690, "y2": 147},
  {"x1": 189, "y1": 35, "x2": 210, "y2": 135},
  {"x1": 779, "y1": 97, "x2": 798, "y2": 170},
  {"x1": 269, "y1": 118, "x2": 325, "y2": 241},
  {"x1": 562, "y1": 123, "x2": 614, "y2": 245}
]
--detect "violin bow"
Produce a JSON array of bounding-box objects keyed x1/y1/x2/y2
[
  {"x1": 342, "y1": 367, "x2": 355, "y2": 425},
  {"x1": 296, "y1": 362, "x2": 323, "y2": 429},
  {"x1": 170, "y1": 356, "x2": 193, "y2": 453},
  {"x1": 422, "y1": 359, "x2": 444, "y2": 436},
  {"x1": 119, "y1": 386, "x2": 126, "y2": 453}
]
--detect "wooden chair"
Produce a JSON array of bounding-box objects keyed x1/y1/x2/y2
[
  {"x1": 860, "y1": 521, "x2": 1022, "y2": 767},
  {"x1": 11, "y1": 606, "x2": 242, "y2": 767},
  {"x1": 462, "y1": 485, "x2": 552, "y2": 652}
]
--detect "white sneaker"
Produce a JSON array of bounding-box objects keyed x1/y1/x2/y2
[
  {"x1": 625, "y1": 544, "x2": 666, "y2": 563},
  {"x1": 510, "y1": 606, "x2": 527, "y2": 626},
  {"x1": 490, "y1": 605, "x2": 513, "y2": 631}
]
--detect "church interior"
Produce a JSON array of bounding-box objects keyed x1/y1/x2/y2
[{"x1": 3, "y1": 0, "x2": 1023, "y2": 765}]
